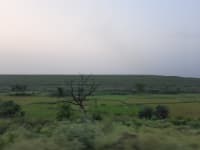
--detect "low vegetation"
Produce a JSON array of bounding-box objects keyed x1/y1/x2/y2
[
  {"x1": 0, "y1": 75, "x2": 200, "y2": 94},
  {"x1": 138, "y1": 106, "x2": 154, "y2": 119},
  {"x1": 0, "y1": 101, "x2": 24, "y2": 118},
  {"x1": 0, "y1": 75, "x2": 199, "y2": 149},
  {"x1": 0, "y1": 118, "x2": 200, "y2": 150},
  {"x1": 56, "y1": 103, "x2": 72, "y2": 121},
  {"x1": 154, "y1": 105, "x2": 169, "y2": 119}
]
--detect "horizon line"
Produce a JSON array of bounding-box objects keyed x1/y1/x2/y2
[{"x1": 0, "y1": 74, "x2": 199, "y2": 79}]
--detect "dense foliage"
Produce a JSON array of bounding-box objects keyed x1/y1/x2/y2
[
  {"x1": 0, "y1": 118, "x2": 200, "y2": 150},
  {"x1": 56, "y1": 104, "x2": 72, "y2": 121},
  {"x1": 0, "y1": 101, "x2": 24, "y2": 118},
  {"x1": 138, "y1": 105, "x2": 169, "y2": 120},
  {"x1": 138, "y1": 106, "x2": 153, "y2": 119},
  {"x1": 154, "y1": 105, "x2": 169, "y2": 119},
  {"x1": 0, "y1": 75, "x2": 200, "y2": 94}
]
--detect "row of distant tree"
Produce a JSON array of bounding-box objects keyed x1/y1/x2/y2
[
  {"x1": 53, "y1": 83, "x2": 183, "y2": 96},
  {"x1": 9, "y1": 80, "x2": 189, "y2": 96},
  {"x1": 8, "y1": 83, "x2": 195, "y2": 97}
]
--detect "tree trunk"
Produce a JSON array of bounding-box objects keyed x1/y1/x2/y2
[{"x1": 80, "y1": 103, "x2": 87, "y2": 114}]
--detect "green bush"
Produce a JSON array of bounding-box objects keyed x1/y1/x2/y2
[
  {"x1": 0, "y1": 120, "x2": 10, "y2": 135},
  {"x1": 56, "y1": 104, "x2": 72, "y2": 121},
  {"x1": 56, "y1": 87, "x2": 65, "y2": 97},
  {"x1": 170, "y1": 117, "x2": 188, "y2": 126},
  {"x1": 188, "y1": 120, "x2": 200, "y2": 129},
  {"x1": 132, "y1": 119, "x2": 143, "y2": 129},
  {"x1": 154, "y1": 105, "x2": 169, "y2": 119},
  {"x1": 138, "y1": 106, "x2": 153, "y2": 119},
  {"x1": 91, "y1": 111, "x2": 103, "y2": 121},
  {"x1": 0, "y1": 101, "x2": 24, "y2": 118},
  {"x1": 53, "y1": 123, "x2": 96, "y2": 150}
]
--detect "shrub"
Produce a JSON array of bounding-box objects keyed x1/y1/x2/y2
[
  {"x1": 56, "y1": 103, "x2": 72, "y2": 121},
  {"x1": 188, "y1": 120, "x2": 200, "y2": 129},
  {"x1": 92, "y1": 111, "x2": 103, "y2": 121},
  {"x1": 0, "y1": 101, "x2": 24, "y2": 118},
  {"x1": 138, "y1": 106, "x2": 153, "y2": 119},
  {"x1": 170, "y1": 117, "x2": 188, "y2": 126},
  {"x1": 53, "y1": 123, "x2": 96, "y2": 150},
  {"x1": 154, "y1": 105, "x2": 169, "y2": 119},
  {"x1": 132, "y1": 118, "x2": 143, "y2": 129},
  {"x1": 56, "y1": 87, "x2": 65, "y2": 97},
  {"x1": 0, "y1": 120, "x2": 10, "y2": 135}
]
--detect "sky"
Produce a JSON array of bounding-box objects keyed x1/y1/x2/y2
[{"x1": 0, "y1": 0, "x2": 200, "y2": 77}]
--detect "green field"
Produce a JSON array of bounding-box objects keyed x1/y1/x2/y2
[
  {"x1": 1, "y1": 75, "x2": 200, "y2": 150},
  {"x1": 0, "y1": 93, "x2": 200, "y2": 150},
  {"x1": 1, "y1": 94, "x2": 200, "y2": 120}
]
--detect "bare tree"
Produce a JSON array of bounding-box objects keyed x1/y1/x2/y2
[
  {"x1": 66, "y1": 75, "x2": 99, "y2": 113},
  {"x1": 30, "y1": 75, "x2": 98, "y2": 115}
]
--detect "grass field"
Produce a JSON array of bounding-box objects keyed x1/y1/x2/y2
[
  {"x1": 1, "y1": 93, "x2": 200, "y2": 150},
  {"x1": 1, "y1": 94, "x2": 200, "y2": 120},
  {"x1": 1, "y1": 75, "x2": 200, "y2": 150}
]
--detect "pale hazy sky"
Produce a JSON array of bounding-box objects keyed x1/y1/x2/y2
[{"x1": 0, "y1": 0, "x2": 200, "y2": 77}]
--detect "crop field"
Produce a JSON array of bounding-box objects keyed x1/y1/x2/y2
[{"x1": 1, "y1": 94, "x2": 200, "y2": 120}]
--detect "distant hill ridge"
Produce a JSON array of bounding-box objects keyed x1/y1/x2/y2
[{"x1": 0, "y1": 75, "x2": 199, "y2": 94}]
